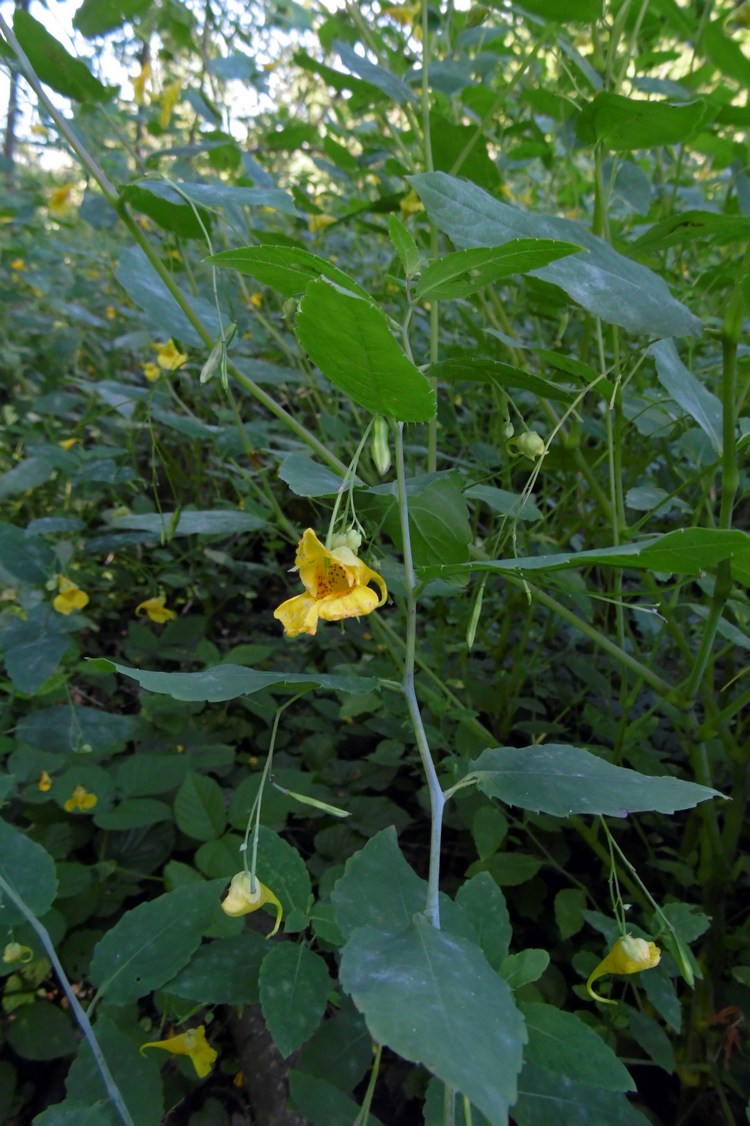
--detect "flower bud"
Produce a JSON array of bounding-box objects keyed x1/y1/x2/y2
[
  {"x1": 370, "y1": 417, "x2": 392, "y2": 476},
  {"x1": 516, "y1": 431, "x2": 545, "y2": 460}
]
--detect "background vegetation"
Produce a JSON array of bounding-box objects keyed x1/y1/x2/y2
[{"x1": 1, "y1": 0, "x2": 749, "y2": 1122}]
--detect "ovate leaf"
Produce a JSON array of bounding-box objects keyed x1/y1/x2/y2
[
  {"x1": 14, "y1": 11, "x2": 114, "y2": 102},
  {"x1": 296, "y1": 280, "x2": 436, "y2": 421},
  {"x1": 415, "y1": 240, "x2": 582, "y2": 300},
  {"x1": 259, "y1": 943, "x2": 331, "y2": 1057},
  {"x1": 0, "y1": 818, "x2": 57, "y2": 925}
]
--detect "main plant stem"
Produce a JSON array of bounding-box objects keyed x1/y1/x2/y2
[{"x1": 394, "y1": 421, "x2": 445, "y2": 928}]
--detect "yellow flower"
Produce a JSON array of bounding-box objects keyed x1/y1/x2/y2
[
  {"x1": 133, "y1": 60, "x2": 151, "y2": 106},
  {"x1": 140, "y1": 1025, "x2": 217, "y2": 1078},
  {"x1": 159, "y1": 80, "x2": 182, "y2": 129},
  {"x1": 10, "y1": 258, "x2": 25, "y2": 271},
  {"x1": 274, "y1": 528, "x2": 387, "y2": 638},
  {"x1": 31, "y1": 123, "x2": 48, "y2": 136},
  {"x1": 308, "y1": 213, "x2": 336, "y2": 233},
  {"x1": 586, "y1": 934, "x2": 661, "y2": 1004},
  {"x1": 48, "y1": 184, "x2": 75, "y2": 217},
  {"x1": 154, "y1": 340, "x2": 188, "y2": 371},
  {"x1": 58, "y1": 437, "x2": 79, "y2": 450},
  {"x1": 136, "y1": 595, "x2": 177, "y2": 623},
  {"x1": 221, "y1": 872, "x2": 283, "y2": 937},
  {"x1": 141, "y1": 361, "x2": 161, "y2": 382},
  {"x1": 63, "y1": 785, "x2": 97, "y2": 813},
  {"x1": 105, "y1": 305, "x2": 116, "y2": 320},
  {"x1": 248, "y1": 292, "x2": 263, "y2": 308},
  {"x1": 53, "y1": 575, "x2": 89, "y2": 615},
  {"x1": 3, "y1": 942, "x2": 33, "y2": 965},
  {"x1": 38, "y1": 771, "x2": 52, "y2": 793},
  {"x1": 400, "y1": 188, "x2": 424, "y2": 217}
]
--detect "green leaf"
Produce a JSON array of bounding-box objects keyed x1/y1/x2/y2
[
  {"x1": 501, "y1": 949, "x2": 550, "y2": 989},
  {"x1": 335, "y1": 40, "x2": 414, "y2": 105},
  {"x1": 576, "y1": 93, "x2": 707, "y2": 150},
  {"x1": 6, "y1": 1002, "x2": 77, "y2": 1060},
  {"x1": 469, "y1": 853, "x2": 543, "y2": 887},
  {"x1": 93, "y1": 799, "x2": 173, "y2": 830},
  {"x1": 120, "y1": 183, "x2": 211, "y2": 239},
  {"x1": 109, "y1": 509, "x2": 265, "y2": 537},
  {"x1": 651, "y1": 338, "x2": 723, "y2": 454},
  {"x1": 628, "y1": 1008, "x2": 676, "y2": 1072},
  {"x1": 455, "y1": 874, "x2": 511, "y2": 971},
  {"x1": 702, "y1": 18, "x2": 750, "y2": 85},
  {"x1": 289, "y1": 1071, "x2": 384, "y2": 1126},
  {"x1": 88, "y1": 882, "x2": 222, "y2": 1004},
  {"x1": 166, "y1": 933, "x2": 267, "y2": 1004},
  {"x1": 0, "y1": 456, "x2": 55, "y2": 500},
  {"x1": 13, "y1": 11, "x2": 114, "y2": 102},
  {"x1": 341, "y1": 916, "x2": 526, "y2": 1124},
  {"x1": 116, "y1": 247, "x2": 221, "y2": 347},
  {"x1": 65, "y1": 1016, "x2": 164, "y2": 1125},
  {"x1": 388, "y1": 214, "x2": 421, "y2": 277},
  {"x1": 296, "y1": 280, "x2": 436, "y2": 422},
  {"x1": 630, "y1": 210, "x2": 750, "y2": 253},
  {"x1": 430, "y1": 358, "x2": 576, "y2": 402},
  {"x1": 17, "y1": 706, "x2": 138, "y2": 758},
  {"x1": 514, "y1": 1062, "x2": 648, "y2": 1125},
  {"x1": 415, "y1": 240, "x2": 582, "y2": 300},
  {"x1": 206, "y1": 244, "x2": 367, "y2": 298},
  {"x1": 0, "y1": 817, "x2": 58, "y2": 925},
  {"x1": 296, "y1": 1000, "x2": 373, "y2": 1093},
  {"x1": 465, "y1": 485, "x2": 542, "y2": 522},
  {"x1": 521, "y1": 1002, "x2": 633, "y2": 1091},
  {"x1": 420, "y1": 528, "x2": 750, "y2": 582},
  {"x1": 0, "y1": 610, "x2": 71, "y2": 695},
  {"x1": 506, "y1": 0, "x2": 602, "y2": 18},
  {"x1": 260, "y1": 943, "x2": 331, "y2": 1057},
  {"x1": 115, "y1": 754, "x2": 188, "y2": 797},
  {"x1": 554, "y1": 888, "x2": 587, "y2": 940},
  {"x1": 0, "y1": 522, "x2": 54, "y2": 583},
  {"x1": 468, "y1": 744, "x2": 722, "y2": 816},
  {"x1": 373, "y1": 474, "x2": 472, "y2": 566},
  {"x1": 73, "y1": 0, "x2": 151, "y2": 36},
  {"x1": 33, "y1": 1102, "x2": 118, "y2": 1126},
  {"x1": 411, "y1": 172, "x2": 701, "y2": 338},
  {"x1": 278, "y1": 453, "x2": 350, "y2": 497},
  {"x1": 95, "y1": 658, "x2": 376, "y2": 701},
  {"x1": 171, "y1": 181, "x2": 297, "y2": 215},
  {"x1": 174, "y1": 772, "x2": 227, "y2": 841}
]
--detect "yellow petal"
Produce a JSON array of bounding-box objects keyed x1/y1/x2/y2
[
  {"x1": 318, "y1": 584, "x2": 381, "y2": 622},
  {"x1": 53, "y1": 577, "x2": 89, "y2": 614},
  {"x1": 587, "y1": 935, "x2": 661, "y2": 1004},
  {"x1": 220, "y1": 872, "x2": 283, "y2": 936},
  {"x1": 38, "y1": 771, "x2": 52, "y2": 792},
  {"x1": 63, "y1": 785, "x2": 97, "y2": 813},
  {"x1": 273, "y1": 592, "x2": 320, "y2": 637},
  {"x1": 141, "y1": 1025, "x2": 217, "y2": 1078},
  {"x1": 135, "y1": 596, "x2": 177, "y2": 623}
]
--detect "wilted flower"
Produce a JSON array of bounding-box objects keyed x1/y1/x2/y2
[
  {"x1": 63, "y1": 785, "x2": 97, "y2": 813},
  {"x1": 53, "y1": 575, "x2": 89, "y2": 615},
  {"x1": 48, "y1": 184, "x2": 75, "y2": 218},
  {"x1": 135, "y1": 595, "x2": 177, "y2": 623},
  {"x1": 273, "y1": 528, "x2": 387, "y2": 638},
  {"x1": 587, "y1": 934, "x2": 661, "y2": 1004},
  {"x1": 159, "y1": 80, "x2": 182, "y2": 129},
  {"x1": 141, "y1": 1025, "x2": 217, "y2": 1078},
  {"x1": 221, "y1": 871, "x2": 283, "y2": 937},
  {"x1": 154, "y1": 340, "x2": 187, "y2": 371},
  {"x1": 133, "y1": 61, "x2": 151, "y2": 106},
  {"x1": 3, "y1": 943, "x2": 33, "y2": 965}
]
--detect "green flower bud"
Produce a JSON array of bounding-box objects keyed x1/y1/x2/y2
[
  {"x1": 371, "y1": 417, "x2": 392, "y2": 476},
  {"x1": 516, "y1": 431, "x2": 545, "y2": 460}
]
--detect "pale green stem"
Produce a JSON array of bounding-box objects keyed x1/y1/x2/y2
[
  {"x1": 354, "y1": 1042, "x2": 383, "y2": 1126},
  {"x1": 394, "y1": 422, "x2": 445, "y2": 927},
  {"x1": 0, "y1": 874, "x2": 135, "y2": 1126}
]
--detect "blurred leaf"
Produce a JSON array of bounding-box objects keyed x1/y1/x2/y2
[
  {"x1": 278, "y1": 453, "x2": 350, "y2": 497},
  {"x1": 341, "y1": 916, "x2": 526, "y2": 1123},
  {"x1": 0, "y1": 522, "x2": 54, "y2": 583},
  {"x1": 0, "y1": 610, "x2": 71, "y2": 695},
  {"x1": 116, "y1": 247, "x2": 221, "y2": 346},
  {"x1": 0, "y1": 456, "x2": 55, "y2": 499},
  {"x1": 120, "y1": 183, "x2": 211, "y2": 239},
  {"x1": 260, "y1": 943, "x2": 331, "y2": 1057},
  {"x1": 468, "y1": 744, "x2": 722, "y2": 816},
  {"x1": 108, "y1": 509, "x2": 265, "y2": 537},
  {"x1": 501, "y1": 949, "x2": 550, "y2": 989},
  {"x1": 166, "y1": 933, "x2": 267, "y2": 1004},
  {"x1": 296, "y1": 281, "x2": 436, "y2": 422},
  {"x1": 65, "y1": 1016, "x2": 163, "y2": 1124},
  {"x1": 6, "y1": 1002, "x2": 77, "y2": 1060},
  {"x1": 174, "y1": 772, "x2": 226, "y2": 841},
  {"x1": 651, "y1": 338, "x2": 722, "y2": 454},
  {"x1": 577, "y1": 93, "x2": 707, "y2": 150},
  {"x1": 74, "y1": 0, "x2": 152, "y2": 36},
  {"x1": 521, "y1": 1002, "x2": 634, "y2": 1091},
  {"x1": 431, "y1": 358, "x2": 576, "y2": 402},
  {"x1": 93, "y1": 799, "x2": 172, "y2": 830},
  {"x1": 289, "y1": 1070, "x2": 384, "y2": 1126},
  {"x1": 513, "y1": 1061, "x2": 648, "y2": 1125},
  {"x1": 412, "y1": 172, "x2": 701, "y2": 338},
  {"x1": 17, "y1": 706, "x2": 138, "y2": 757},
  {"x1": 334, "y1": 40, "x2": 415, "y2": 105},
  {"x1": 0, "y1": 818, "x2": 58, "y2": 925},
  {"x1": 13, "y1": 10, "x2": 114, "y2": 102}
]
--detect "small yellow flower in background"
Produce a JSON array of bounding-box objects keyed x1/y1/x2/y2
[
  {"x1": 31, "y1": 123, "x2": 48, "y2": 137},
  {"x1": 587, "y1": 934, "x2": 661, "y2": 1004},
  {"x1": 133, "y1": 60, "x2": 151, "y2": 106},
  {"x1": 248, "y1": 292, "x2": 263, "y2": 308},
  {"x1": 308, "y1": 213, "x2": 336, "y2": 233},
  {"x1": 274, "y1": 528, "x2": 387, "y2": 638},
  {"x1": 159, "y1": 79, "x2": 183, "y2": 129},
  {"x1": 63, "y1": 785, "x2": 97, "y2": 813},
  {"x1": 140, "y1": 1025, "x2": 217, "y2": 1078},
  {"x1": 136, "y1": 595, "x2": 177, "y2": 623},
  {"x1": 400, "y1": 188, "x2": 424, "y2": 217},
  {"x1": 38, "y1": 771, "x2": 52, "y2": 793},
  {"x1": 48, "y1": 184, "x2": 75, "y2": 218},
  {"x1": 58, "y1": 437, "x2": 79, "y2": 451},
  {"x1": 381, "y1": 4, "x2": 419, "y2": 25},
  {"x1": 154, "y1": 339, "x2": 188, "y2": 371},
  {"x1": 3, "y1": 943, "x2": 33, "y2": 965},
  {"x1": 141, "y1": 361, "x2": 161, "y2": 382},
  {"x1": 105, "y1": 305, "x2": 116, "y2": 320},
  {"x1": 53, "y1": 575, "x2": 89, "y2": 615},
  {"x1": 30, "y1": 285, "x2": 43, "y2": 298},
  {"x1": 221, "y1": 872, "x2": 283, "y2": 937},
  {"x1": 10, "y1": 258, "x2": 25, "y2": 271}
]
